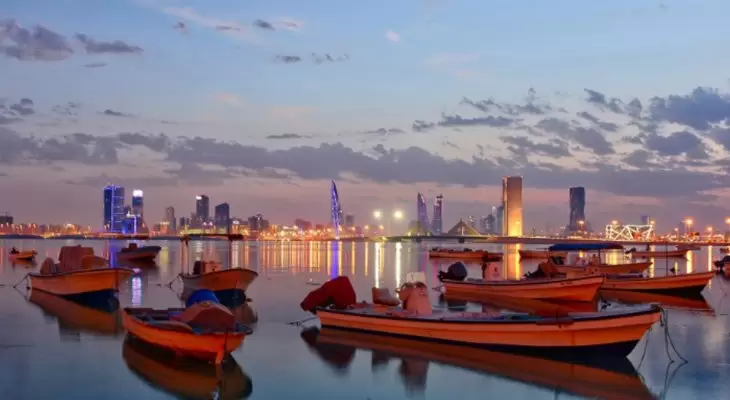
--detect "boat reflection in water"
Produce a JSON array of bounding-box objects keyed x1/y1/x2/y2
[
  {"x1": 27, "y1": 288, "x2": 123, "y2": 338},
  {"x1": 300, "y1": 327, "x2": 655, "y2": 400},
  {"x1": 601, "y1": 290, "x2": 715, "y2": 315},
  {"x1": 123, "y1": 337, "x2": 253, "y2": 399}
]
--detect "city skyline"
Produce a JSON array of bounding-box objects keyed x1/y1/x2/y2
[{"x1": 3, "y1": 1, "x2": 730, "y2": 228}]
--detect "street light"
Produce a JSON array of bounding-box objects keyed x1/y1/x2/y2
[
  {"x1": 372, "y1": 209, "x2": 404, "y2": 236},
  {"x1": 684, "y1": 218, "x2": 693, "y2": 238}
]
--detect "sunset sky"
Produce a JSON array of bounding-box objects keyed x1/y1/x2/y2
[{"x1": 3, "y1": 0, "x2": 730, "y2": 231}]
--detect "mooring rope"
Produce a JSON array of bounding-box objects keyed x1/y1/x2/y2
[
  {"x1": 11, "y1": 273, "x2": 29, "y2": 289},
  {"x1": 660, "y1": 308, "x2": 688, "y2": 363},
  {"x1": 286, "y1": 316, "x2": 318, "y2": 326}
]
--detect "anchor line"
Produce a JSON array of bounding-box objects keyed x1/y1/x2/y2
[{"x1": 660, "y1": 308, "x2": 688, "y2": 363}]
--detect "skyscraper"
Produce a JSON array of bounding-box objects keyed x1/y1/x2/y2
[
  {"x1": 132, "y1": 189, "x2": 144, "y2": 230},
  {"x1": 502, "y1": 176, "x2": 523, "y2": 237},
  {"x1": 495, "y1": 204, "x2": 504, "y2": 235},
  {"x1": 196, "y1": 195, "x2": 210, "y2": 222},
  {"x1": 432, "y1": 194, "x2": 443, "y2": 235},
  {"x1": 330, "y1": 181, "x2": 343, "y2": 237},
  {"x1": 416, "y1": 193, "x2": 430, "y2": 233},
  {"x1": 214, "y1": 203, "x2": 230, "y2": 232},
  {"x1": 165, "y1": 206, "x2": 176, "y2": 232},
  {"x1": 568, "y1": 187, "x2": 586, "y2": 231},
  {"x1": 103, "y1": 184, "x2": 125, "y2": 233}
]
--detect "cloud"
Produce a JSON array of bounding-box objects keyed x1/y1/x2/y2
[
  {"x1": 212, "y1": 93, "x2": 244, "y2": 107},
  {"x1": 584, "y1": 89, "x2": 624, "y2": 114},
  {"x1": 266, "y1": 133, "x2": 309, "y2": 140},
  {"x1": 385, "y1": 30, "x2": 400, "y2": 42},
  {"x1": 172, "y1": 21, "x2": 188, "y2": 34},
  {"x1": 462, "y1": 88, "x2": 552, "y2": 116},
  {"x1": 74, "y1": 33, "x2": 143, "y2": 55},
  {"x1": 253, "y1": 20, "x2": 275, "y2": 30},
  {"x1": 0, "y1": 19, "x2": 74, "y2": 61},
  {"x1": 52, "y1": 102, "x2": 81, "y2": 116},
  {"x1": 576, "y1": 111, "x2": 619, "y2": 132},
  {"x1": 311, "y1": 53, "x2": 349, "y2": 64},
  {"x1": 84, "y1": 62, "x2": 107, "y2": 68},
  {"x1": 361, "y1": 128, "x2": 405, "y2": 136},
  {"x1": 535, "y1": 118, "x2": 615, "y2": 155},
  {"x1": 643, "y1": 131, "x2": 709, "y2": 159},
  {"x1": 101, "y1": 109, "x2": 133, "y2": 117},
  {"x1": 273, "y1": 55, "x2": 301, "y2": 63},
  {"x1": 414, "y1": 114, "x2": 516, "y2": 131},
  {"x1": 648, "y1": 87, "x2": 730, "y2": 131},
  {"x1": 271, "y1": 17, "x2": 304, "y2": 31},
  {"x1": 500, "y1": 136, "x2": 571, "y2": 159},
  {"x1": 161, "y1": 7, "x2": 258, "y2": 44}
]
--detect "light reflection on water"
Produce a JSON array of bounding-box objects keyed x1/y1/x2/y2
[{"x1": 0, "y1": 239, "x2": 728, "y2": 399}]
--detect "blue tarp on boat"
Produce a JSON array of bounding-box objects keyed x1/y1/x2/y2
[{"x1": 548, "y1": 243, "x2": 624, "y2": 251}]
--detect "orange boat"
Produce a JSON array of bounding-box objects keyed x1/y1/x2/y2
[
  {"x1": 305, "y1": 328, "x2": 655, "y2": 400},
  {"x1": 122, "y1": 306, "x2": 253, "y2": 364},
  {"x1": 602, "y1": 271, "x2": 714, "y2": 297},
  {"x1": 630, "y1": 249, "x2": 687, "y2": 258},
  {"x1": 429, "y1": 248, "x2": 500, "y2": 261},
  {"x1": 518, "y1": 249, "x2": 568, "y2": 259},
  {"x1": 540, "y1": 257, "x2": 651, "y2": 276},
  {"x1": 29, "y1": 268, "x2": 134, "y2": 296},
  {"x1": 440, "y1": 292, "x2": 599, "y2": 314},
  {"x1": 315, "y1": 304, "x2": 660, "y2": 359},
  {"x1": 181, "y1": 268, "x2": 258, "y2": 293},
  {"x1": 601, "y1": 290, "x2": 714, "y2": 314},
  {"x1": 442, "y1": 275, "x2": 604, "y2": 302},
  {"x1": 123, "y1": 337, "x2": 253, "y2": 399},
  {"x1": 28, "y1": 289, "x2": 123, "y2": 336}
]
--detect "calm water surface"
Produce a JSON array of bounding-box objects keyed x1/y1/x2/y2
[{"x1": 0, "y1": 239, "x2": 729, "y2": 399}]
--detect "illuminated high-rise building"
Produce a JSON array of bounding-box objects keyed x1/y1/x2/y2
[
  {"x1": 431, "y1": 194, "x2": 443, "y2": 235},
  {"x1": 495, "y1": 204, "x2": 504, "y2": 235},
  {"x1": 214, "y1": 203, "x2": 230, "y2": 232},
  {"x1": 103, "y1": 184, "x2": 125, "y2": 233},
  {"x1": 330, "y1": 181, "x2": 343, "y2": 237},
  {"x1": 195, "y1": 195, "x2": 210, "y2": 222},
  {"x1": 568, "y1": 187, "x2": 586, "y2": 231},
  {"x1": 502, "y1": 176, "x2": 523, "y2": 237},
  {"x1": 416, "y1": 193, "x2": 430, "y2": 234},
  {"x1": 165, "y1": 206, "x2": 176, "y2": 232},
  {"x1": 132, "y1": 189, "x2": 144, "y2": 230}
]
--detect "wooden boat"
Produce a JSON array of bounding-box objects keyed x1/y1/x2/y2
[
  {"x1": 539, "y1": 257, "x2": 651, "y2": 276},
  {"x1": 181, "y1": 268, "x2": 258, "y2": 293},
  {"x1": 117, "y1": 244, "x2": 161, "y2": 262},
  {"x1": 442, "y1": 275, "x2": 604, "y2": 302},
  {"x1": 122, "y1": 306, "x2": 253, "y2": 364},
  {"x1": 429, "y1": 248, "x2": 500, "y2": 261},
  {"x1": 676, "y1": 243, "x2": 700, "y2": 251},
  {"x1": 305, "y1": 328, "x2": 655, "y2": 400},
  {"x1": 629, "y1": 249, "x2": 687, "y2": 258},
  {"x1": 123, "y1": 337, "x2": 253, "y2": 399},
  {"x1": 29, "y1": 268, "x2": 135, "y2": 296},
  {"x1": 601, "y1": 290, "x2": 714, "y2": 315},
  {"x1": 10, "y1": 258, "x2": 36, "y2": 268},
  {"x1": 720, "y1": 247, "x2": 730, "y2": 254},
  {"x1": 315, "y1": 304, "x2": 661, "y2": 359},
  {"x1": 602, "y1": 271, "x2": 714, "y2": 297},
  {"x1": 440, "y1": 292, "x2": 599, "y2": 314},
  {"x1": 518, "y1": 249, "x2": 567, "y2": 259},
  {"x1": 28, "y1": 289, "x2": 123, "y2": 336},
  {"x1": 9, "y1": 250, "x2": 37, "y2": 261}
]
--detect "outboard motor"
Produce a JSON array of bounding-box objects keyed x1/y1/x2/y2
[
  {"x1": 437, "y1": 261, "x2": 468, "y2": 282},
  {"x1": 300, "y1": 276, "x2": 357, "y2": 314}
]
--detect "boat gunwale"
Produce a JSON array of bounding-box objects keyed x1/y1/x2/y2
[
  {"x1": 443, "y1": 274, "x2": 605, "y2": 287},
  {"x1": 605, "y1": 271, "x2": 714, "y2": 284},
  {"x1": 179, "y1": 268, "x2": 259, "y2": 280},
  {"x1": 29, "y1": 267, "x2": 135, "y2": 279},
  {"x1": 316, "y1": 304, "x2": 661, "y2": 325},
  {"x1": 123, "y1": 307, "x2": 252, "y2": 337}
]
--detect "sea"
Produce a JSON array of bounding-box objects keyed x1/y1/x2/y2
[{"x1": 0, "y1": 239, "x2": 728, "y2": 399}]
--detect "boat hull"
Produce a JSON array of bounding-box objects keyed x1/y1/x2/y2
[
  {"x1": 29, "y1": 268, "x2": 135, "y2": 296},
  {"x1": 122, "y1": 308, "x2": 248, "y2": 364},
  {"x1": 429, "y1": 250, "x2": 492, "y2": 260},
  {"x1": 317, "y1": 305, "x2": 661, "y2": 359},
  {"x1": 630, "y1": 249, "x2": 687, "y2": 258},
  {"x1": 117, "y1": 246, "x2": 161, "y2": 262},
  {"x1": 443, "y1": 275, "x2": 604, "y2": 302},
  {"x1": 28, "y1": 289, "x2": 123, "y2": 335},
  {"x1": 549, "y1": 262, "x2": 651, "y2": 275},
  {"x1": 10, "y1": 250, "x2": 36, "y2": 261},
  {"x1": 518, "y1": 250, "x2": 568, "y2": 259},
  {"x1": 181, "y1": 268, "x2": 258, "y2": 292},
  {"x1": 602, "y1": 271, "x2": 713, "y2": 297},
  {"x1": 600, "y1": 290, "x2": 713, "y2": 314}
]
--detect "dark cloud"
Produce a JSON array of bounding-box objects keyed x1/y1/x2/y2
[
  {"x1": 621, "y1": 150, "x2": 658, "y2": 169},
  {"x1": 253, "y1": 20, "x2": 275, "y2": 30},
  {"x1": 621, "y1": 133, "x2": 646, "y2": 144},
  {"x1": 116, "y1": 132, "x2": 169, "y2": 152},
  {"x1": 625, "y1": 98, "x2": 643, "y2": 118},
  {"x1": 274, "y1": 55, "x2": 301, "y2": 63},
  {"x1": 648, "y1": 87, "x2": 730, "y2": 131},
  {"x1": 52, "y1": 102, "x2": 81, "y2": 116},
  {"x1": 162, "y1": 162, "x2": 236, "y2": 186},
  {"x1": 709, "y1": 128, "x2": 730, "y2": 152},
  {"x1": 0, "y1": 127, "x2": 118, "y2": 165},
  {"x1": 500, "y1": 136, "x2": 571, "y2": 159},
  {"x1": 643, "y1": 131, "x2": 709, "y2": 159},
  {"x1": 576, "y1": 111, "x2": 619, "y2": 132},
  {"x1": 84, "y1": 62, "x2": 107, "y2": 68},
  {"x1": 74, "y1": 33, "x2": 143, "y2": 55},
  {"x1": 535, "y1": 118, "x2": 615, "y2": 155},
  {"x1": 266, "y1": 133, "x2": 309, "y2": 140},
  {"x1": 584, "y1": 89, "x2": 624, "y2": 114},
  {"x1": 412, "y1": 120, "x2": 435, "y2": 132},
  {"x1": 361, "y1": 128, "x2": 405, "y2": 136},
  {"x1": 215, "y1": 25, "x2": 241, "y2": 32},
  {"x1": 0, "y1": 115, "x2": 20, "y2": 124},
  {"x1": 312, "y1": 53, "x2": 349, "y2": 64},
  {"x1": 461, "y1": 88, "x2": 552, "y2": 116},
  {"x1": 173, "y1": 21, "x2": 188, "y2": 34},
  {"x1": 0, "y1": 19, "x2": 74, "y2": 61},
  {"x1": 438, "y1": 114, "x2": 516, "y2": 128},
  {"x1": 9, "y1": 98, "x2": 34, "y2": 116},
  {"x1": 101, "y1": 109, "x2": 132, "y2": 117}
]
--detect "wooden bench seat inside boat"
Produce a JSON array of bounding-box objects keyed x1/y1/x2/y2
[{"x1": 372, "y1": 288, "x2": 400, "y2": 306}]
